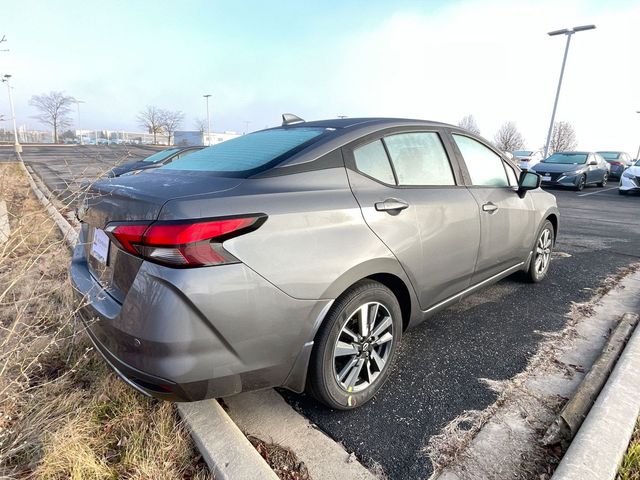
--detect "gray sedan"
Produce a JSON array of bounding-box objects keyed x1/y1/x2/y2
[
  {"x1": 71, "y1": 117, "x2": 559, "y2": 410},
  {"x1": 531, "y1": 151, "x2": 609, "y2": 191}
]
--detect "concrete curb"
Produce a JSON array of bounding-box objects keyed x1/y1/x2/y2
[
  {"x1": 18, "y1": 151, "x2": 279, "y2": 480},
  {"x1": 543, "y1": 312, "x2": 640, "y2": 446},
  {"x1": 552, "y1": 315, "x2": 640, "y2": 480},
  {"x1": 225, "y1": 390, "x2": 378, "y2": 480},
  {"x1": 178, "y1": 401, "x2": 279, "y2": 480},
  {"x1": 17, "y1": 155, "x2": 78, "y2": 249}
]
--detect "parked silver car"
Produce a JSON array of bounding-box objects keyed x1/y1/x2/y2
[{"x1": 71, "y1": 117, "x2": 559, "y2": 410}]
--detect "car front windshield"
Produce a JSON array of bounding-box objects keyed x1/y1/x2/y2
[
  {"x1": 161, "y1": 127, "x2": 327, "y2": 176},
  {"x1": 143, "y1": 148, "x2": 182, "y2": 163},
  {"x1": 513, "y1": 151, "x2": 533, "y2": 156},
  {"x1": 597, "y1": 152, "x2": 620, "y2": 160},
  {"x1": 543, "y1": 153, "x2": 588, "y2": 164}
]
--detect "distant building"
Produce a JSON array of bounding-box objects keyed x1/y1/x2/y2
[{"x1": 173, "y1": 130, "x2": 240, "y2": 147}]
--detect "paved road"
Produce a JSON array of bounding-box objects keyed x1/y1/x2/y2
[
  {"x1": 281, "y1": 185, "x2": 640, "y2": 479},
  {"x1": 1, "y1": 144, "x2": 163, "y2": 205}
]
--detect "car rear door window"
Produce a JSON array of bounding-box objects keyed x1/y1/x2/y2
[
  {"x1": 353, "y1": 140, "x2": 396, "y2": 184},
  {"x1": 383, "y1": 132, "x2": 455, "y2": 186},
  {"x1": 452, "y1": 134, "x2": 509, "y2": 187}
]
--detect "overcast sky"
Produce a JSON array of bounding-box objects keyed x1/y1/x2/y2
[{"x1": 1, "y1": 0, "x2": 638, "y2": 153}]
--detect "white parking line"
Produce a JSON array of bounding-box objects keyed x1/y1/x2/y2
[{"x1": 577, "y1": 187, "x2": 618, "y2": 197}]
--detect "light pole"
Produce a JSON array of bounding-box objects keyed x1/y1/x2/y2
[
  {"x1": 2, "y1": 75, "x2": 21, "y2": 153},
  {"x1": 75, "y1": 99, "x2": 85, "y2": 145},
  {"x1": 636, "y1": 111, "x2": 640, "y2": 160},
  {"x1": 203, "y1": 94, "x2": 212, "y2": 146},
  {"x1": 543, "y1": 24, "x2": 596, "y2": 159}
]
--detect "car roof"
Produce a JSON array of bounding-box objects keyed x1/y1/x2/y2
[{"x1": 292, "y1": 117, "x2": 453, "y2": 130}]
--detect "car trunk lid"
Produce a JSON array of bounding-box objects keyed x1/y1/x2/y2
[{"x1": 80, "y1": 170, "x2": 244, "y2": 302}]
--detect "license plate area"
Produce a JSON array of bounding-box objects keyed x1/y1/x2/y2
[
  {"x1": 541, "y1": 175, "x2": 552, "y2": 181},
  {"x1": 90, "y1": 228, "x2": 110, "y2": 265}
]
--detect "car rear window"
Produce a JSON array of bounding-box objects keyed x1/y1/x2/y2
[
  {"x1": 143, "y1": 148, "x2": 182, "y2": 163},
  {"x1": 162, "y1": 127, "x2": 326, "y2": 175},
  {"x1": 597, "y1": 152, "x2": 620, "y2": 160}
]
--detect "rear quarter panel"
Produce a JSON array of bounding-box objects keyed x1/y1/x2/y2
[{"x1": 158, "y1": 167, "x2": 407, "y2": 301}]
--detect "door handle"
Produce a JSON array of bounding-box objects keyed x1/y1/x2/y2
[
  {"x1": 375, "y1": 198, "x2": 409, "y2": 212},
  {"x1": 482, "y1": 202, "x2": 498, "y2": 213}
]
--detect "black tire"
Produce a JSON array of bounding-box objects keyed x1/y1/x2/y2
[
  {"x1": 619, "y1": 189, "x2": 627, "y2": 195},
  {"x1": 575, "y1": 174, "x2": 586, "y2": 191},
  {"x1": 307, "y1": 280, "x2": 402, "y2": 410},
  {"x1": 597, "y1": 173, "x2": 608, "y2": 187},
  {"x1": 523, "y1": 220, "x2": 554, "y2": 283}
]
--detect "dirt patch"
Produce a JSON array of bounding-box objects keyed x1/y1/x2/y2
[
  {"x1": 248, "y1": 435, "x2": 311, "y2": 480},
  {"x1": 426, "y1": 262, "x2": 640, "y2": 479},
  {"x1": 0, "y1": 164, "x2": 209, "y2": 479}
]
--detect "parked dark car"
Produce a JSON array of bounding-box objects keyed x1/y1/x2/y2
[
  {"x1": 107, "y1": 146, "x2": 203, "y2": 177},
  {"x1": 531, "y1": 151, "x2": 609, "y2": 191},
  {"x1": 71, "y1": 117, "x2": 559, "y2": 410},
  {"x1": 596, "y1": 151, "x2": 633, "y2": 179}
]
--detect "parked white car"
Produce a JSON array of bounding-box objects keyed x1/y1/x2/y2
[
  {"x1": 513, "y1": 150, "x2": 545, "y2": 170},
  {"x1": 619, "y1": 159, "x2": 640, "y2": 195}
]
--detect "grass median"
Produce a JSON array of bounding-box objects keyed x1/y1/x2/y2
[{"x1": 0, "y1": 163, "x2": 209, "y2": 479}]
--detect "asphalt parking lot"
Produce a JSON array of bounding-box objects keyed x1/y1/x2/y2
[
  {"x1": 10, "y1": 145, "x2": 640, "y2": 478},
  {"x1": 0, "y1": 144, "x2": 162, "y2": 205}
]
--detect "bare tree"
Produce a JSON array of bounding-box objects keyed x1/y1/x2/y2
[
  {"x1": 137, "y1": 106, "x2": 165, "y2": 144},
  {"x1": 549, "y1": 121, "x2": 577, "y2": 154},
  {"x1": 29, "y1": 91, "x2": 75, "y2": 143},
  {"x1": 493, "y1": 121, "x2": 525, "y2": 152},
  {"x1": 457, "y1": 115, "x2": 481, "y2": 135},
  {"x1": 161, "y1": 110, "x2": 184, "y2": 146},
  {"x1": 193, "y1": 117, "x2": 207, "y2": 133}
]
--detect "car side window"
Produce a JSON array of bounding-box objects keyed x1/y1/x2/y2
[
  {"x1": 353, "y1": 139, "x2": 396, "y2": 185},
  {"x1": 383, "y1": 132, "x2": 455, "y2": 186},
  {"x1": 503, "y1": 161, "x2": 518, "y2": 186},
  {"x1": 452, "y1": 134, "x2": 509, "y2": 187}
]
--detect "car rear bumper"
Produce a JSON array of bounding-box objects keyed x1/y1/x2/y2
[
  {"x1": 609, "y1": 166, "x2": 625, "y2": 178},
  {"x1": 70, "y1": 243, "x2": 331, "y2": 401}
]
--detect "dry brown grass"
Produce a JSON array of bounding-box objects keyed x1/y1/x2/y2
[
  {"x1": 0, "y1": 163, "x2": 209, "y2": 479},
  {"x1": 619, "y1": 419, "x2": 640, "y2": 480}
]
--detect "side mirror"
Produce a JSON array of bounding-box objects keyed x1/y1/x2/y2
[
  {"x1": 518, "y1": 171, "x2": 541, "y2": 197},
  {"x1": 588, "y1": 160, "x2": 597, "y2": 165}
]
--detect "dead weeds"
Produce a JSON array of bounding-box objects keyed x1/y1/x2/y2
[
  {"x1": 248, "y1": 435, "x2": 310, "y2": 480},
  {"x1": 0, "y1": 163, "x2": 209, "y2": 479}
]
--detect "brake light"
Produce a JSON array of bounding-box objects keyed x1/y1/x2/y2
[{"x1": 106, "y1": 215, "x2": 265, "y2": 267}]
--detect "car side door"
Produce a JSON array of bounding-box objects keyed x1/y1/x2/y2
[
  {"x1": 344, "y1": 129, "x2": 481, "y2": 310},
  {"x1": 449, "y1": 132, "x2": 536, "y2": 283}
]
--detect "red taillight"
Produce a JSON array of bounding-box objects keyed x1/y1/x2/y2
[
  {"x1": 109, "y1": 224, "x2": 148, "y2": 255},
  {"x1": 610, "y1": 161, "x2": 623, "y2": 166},
  {"x1": 107, "y1": 215, "x2": 265, "y2": 267}
]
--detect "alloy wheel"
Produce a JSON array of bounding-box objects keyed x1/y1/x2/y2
[
  {"x1": 332, "y1": 302, "x2": 394, "y2": 393},
  {"x1": 535, "y1": 228, "x2": 552, "y2": 276}
]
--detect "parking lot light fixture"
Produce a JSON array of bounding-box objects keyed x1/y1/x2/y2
[
  {"x1": 543, "y1": 25, "x2": 596, "y2": 159},
  {"x1": 203, "y1": 94, "x2": 212, "y2": 146},
  {"x1": 636, "y1": 111, "x2": 640, "y2": 160},
  {"x1": 2, "y1": 74, "x2": 21, "y2": 153}
]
